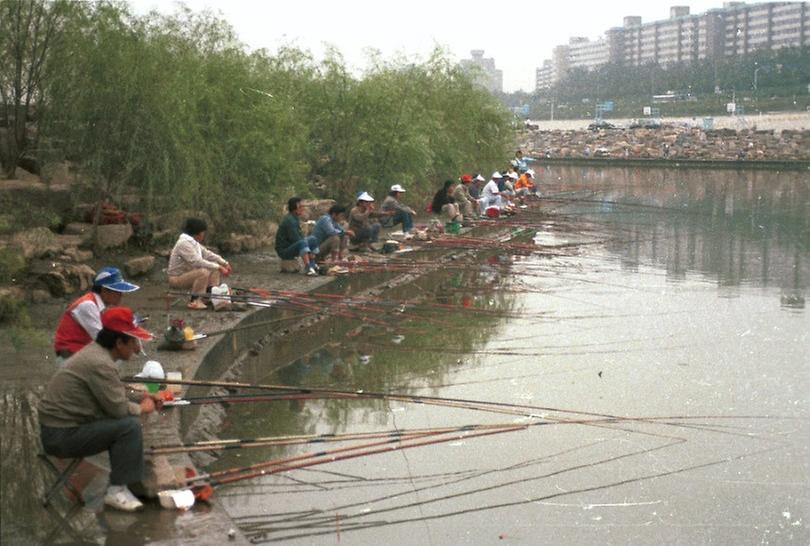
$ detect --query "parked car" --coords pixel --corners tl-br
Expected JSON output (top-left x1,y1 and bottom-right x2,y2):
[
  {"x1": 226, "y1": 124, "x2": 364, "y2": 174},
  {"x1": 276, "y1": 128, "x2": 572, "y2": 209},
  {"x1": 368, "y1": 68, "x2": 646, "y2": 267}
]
[{"x1": 629, "y1": 118, "x2": 661, "y2": 129}]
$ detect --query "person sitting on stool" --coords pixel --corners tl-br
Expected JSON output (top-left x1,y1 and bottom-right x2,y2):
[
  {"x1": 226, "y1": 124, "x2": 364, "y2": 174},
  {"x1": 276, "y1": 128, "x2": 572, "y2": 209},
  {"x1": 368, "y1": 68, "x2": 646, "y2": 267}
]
[
  {"x1": 39, "y1": 307, "x2": 161, "y2": 512},
  {"x1": 53, "y1": 266, "x2": 140, "y2": 366}
]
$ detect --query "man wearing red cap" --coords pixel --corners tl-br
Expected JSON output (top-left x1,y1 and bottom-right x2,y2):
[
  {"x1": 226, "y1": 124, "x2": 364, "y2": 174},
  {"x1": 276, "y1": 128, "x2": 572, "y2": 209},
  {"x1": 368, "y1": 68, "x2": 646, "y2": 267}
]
[{"x1": 39, "y1": 307, "x2": 161, "y2": 512}]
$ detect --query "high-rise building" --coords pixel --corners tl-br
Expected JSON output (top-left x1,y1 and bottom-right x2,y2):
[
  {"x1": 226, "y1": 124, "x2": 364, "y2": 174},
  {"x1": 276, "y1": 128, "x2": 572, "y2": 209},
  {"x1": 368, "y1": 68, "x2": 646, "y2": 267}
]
[
  {"x1": 462, "y1": 50, "x2": 504, "y2": 93},
  {"x1": 535, "y1": 2, "x2": 810, "y2": 90}
]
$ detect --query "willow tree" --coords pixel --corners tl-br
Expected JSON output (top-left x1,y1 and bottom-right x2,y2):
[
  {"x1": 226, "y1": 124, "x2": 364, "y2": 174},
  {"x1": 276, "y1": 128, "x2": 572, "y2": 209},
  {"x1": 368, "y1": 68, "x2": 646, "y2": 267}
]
[{"x1": 0, "y1": 0, "x2": 71, "y2": 178}]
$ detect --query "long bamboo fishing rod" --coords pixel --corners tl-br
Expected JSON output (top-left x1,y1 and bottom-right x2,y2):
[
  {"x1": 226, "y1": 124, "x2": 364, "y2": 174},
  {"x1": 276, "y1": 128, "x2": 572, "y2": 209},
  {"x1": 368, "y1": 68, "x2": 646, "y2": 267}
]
[
  {"x1": 200, "y1": 424, "x2": 528, "y2": 487},
  {"x1": 123, "y1": 376, "x2": 633, "y2": 424},
  {"x1": 150, "y1": 423, "x2": 517, "y2": 455}
]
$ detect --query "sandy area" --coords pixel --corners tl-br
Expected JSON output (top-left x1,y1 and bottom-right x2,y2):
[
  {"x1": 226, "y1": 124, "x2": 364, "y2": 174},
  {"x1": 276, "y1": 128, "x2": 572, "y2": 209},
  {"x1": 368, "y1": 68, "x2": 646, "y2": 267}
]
[{"x1": 526, "y1": 111, "x2": 810, "y2": 132}]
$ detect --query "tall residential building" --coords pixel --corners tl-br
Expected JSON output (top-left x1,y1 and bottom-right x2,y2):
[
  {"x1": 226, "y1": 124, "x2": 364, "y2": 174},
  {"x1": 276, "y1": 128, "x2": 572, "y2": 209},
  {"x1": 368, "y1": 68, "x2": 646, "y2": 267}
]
[
  {"x1": 535, "y1": 2, "x2": 810, "y2": 90},
  {"x1": 461, "y1": 50, "x2": 504, "y2": 93}
]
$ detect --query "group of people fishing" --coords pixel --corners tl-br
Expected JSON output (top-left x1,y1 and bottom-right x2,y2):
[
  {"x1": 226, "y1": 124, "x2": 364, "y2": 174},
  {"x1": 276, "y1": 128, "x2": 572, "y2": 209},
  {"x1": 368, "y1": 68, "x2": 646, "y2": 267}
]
[{"x1": 37, "y1": 156, "x2": 539, "y2": 512}]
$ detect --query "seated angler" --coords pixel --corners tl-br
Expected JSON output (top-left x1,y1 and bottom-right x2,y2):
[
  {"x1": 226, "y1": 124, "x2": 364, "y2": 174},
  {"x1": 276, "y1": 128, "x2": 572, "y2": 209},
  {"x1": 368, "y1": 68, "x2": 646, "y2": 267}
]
[
  {"x1": 312, "y1": 204, "x2": 354, "y2": 264},
  {"x1": 276, "y1": 197, "x2": 320, "y2": 276},
  {"x1": 479, "y1": 171, "x2": 503, "y2": 215},
  {"x1": 381, "y1": 184, "x2": 416, "y2": 233},
  {"x1": 514, "y1": 169, "x2": 536, "y2": 200},
  {"x1": 453, "y1": 174, "x2": 478, "y2": 224},
  {"x1": 431, "y1": 179, "x2": 463, "y2": 223},
  {"x1": 39, "y1": 306, "x2": 162, "y2": 512},
  {"x1": 167, "y1": 218, "x2": 231, "y2": 310},
  {"x1": 348, "y1": 192, "x2": 386, "y2": 251},
  {"x1": 53, "y1": 266, "x2": 140, "y2": 366}
]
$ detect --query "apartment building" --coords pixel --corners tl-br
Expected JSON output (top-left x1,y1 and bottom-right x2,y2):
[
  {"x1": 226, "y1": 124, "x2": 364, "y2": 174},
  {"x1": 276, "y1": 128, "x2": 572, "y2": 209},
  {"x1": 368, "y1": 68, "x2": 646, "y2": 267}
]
[
  {"x1": 461, "y1": 50, "x2": 504, "y2": 94},
  {"x1": 536, "y1": 2, "x2": 809, "y2": 90}
]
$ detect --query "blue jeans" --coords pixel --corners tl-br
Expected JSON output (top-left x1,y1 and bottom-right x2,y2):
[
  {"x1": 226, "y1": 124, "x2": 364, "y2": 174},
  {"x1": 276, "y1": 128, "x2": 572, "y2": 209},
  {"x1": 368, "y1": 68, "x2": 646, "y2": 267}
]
[
  {"x1": 41, "y1": 416, "x2": 144, "y2": 486},
  {"x1": 391, "y1": 210, "x2": 414, "y2": 232},
  {"x1": 277, "y1": 236, "x2": 319, "y2": 260}
]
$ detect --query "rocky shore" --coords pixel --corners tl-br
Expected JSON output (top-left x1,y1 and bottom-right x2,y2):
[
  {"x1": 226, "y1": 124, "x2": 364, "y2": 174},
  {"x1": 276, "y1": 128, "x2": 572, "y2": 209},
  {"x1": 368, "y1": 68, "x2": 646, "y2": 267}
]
[{"x1": 520, "y1": 125, "x2": 810, "y2": 162}]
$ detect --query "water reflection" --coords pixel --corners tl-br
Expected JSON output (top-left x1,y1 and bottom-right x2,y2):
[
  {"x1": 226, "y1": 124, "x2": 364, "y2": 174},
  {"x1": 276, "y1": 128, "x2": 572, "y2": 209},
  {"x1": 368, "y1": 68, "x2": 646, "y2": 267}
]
[{"x1": 533, "y1": 164, "x2": 810, "y2": 307}]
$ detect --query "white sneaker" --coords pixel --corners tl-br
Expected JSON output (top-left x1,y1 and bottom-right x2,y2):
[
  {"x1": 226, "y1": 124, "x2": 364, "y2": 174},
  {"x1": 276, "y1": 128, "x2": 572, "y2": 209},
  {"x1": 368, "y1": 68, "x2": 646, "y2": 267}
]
[
  {"x1": 104, "y1": 485, "x2": 144, "y2": 512},
  {"x1": 305, "y1": 266, "x2": 318, "y2": 277}
]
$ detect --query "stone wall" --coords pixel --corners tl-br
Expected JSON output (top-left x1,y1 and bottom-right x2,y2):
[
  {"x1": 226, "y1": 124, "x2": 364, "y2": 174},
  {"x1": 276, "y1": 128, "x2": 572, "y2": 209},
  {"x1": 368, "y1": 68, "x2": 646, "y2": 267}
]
[{"x1": 520, "y1": 127, "x2": 810, "y2": 161}]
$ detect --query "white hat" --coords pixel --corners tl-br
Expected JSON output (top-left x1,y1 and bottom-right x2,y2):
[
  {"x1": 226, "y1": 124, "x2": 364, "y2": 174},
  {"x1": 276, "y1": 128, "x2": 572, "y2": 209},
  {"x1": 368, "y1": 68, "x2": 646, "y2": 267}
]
[
  {"x1": 526, "y1": 169, "x2": 535, "y2": 177},
  {"x1": 136, "y1": 360, "x2": 165, "y2": 380},
  {"x1": 508, "y1": 172, "x2": 519, "y2": 180},
  {"x1": 390, "y1": 184, "x2": 406, "y2": 193},
  {"x1": 357, "y1": 191, "x2": 375, "y2": 202},
  {"x1": 491, "y1": 171, "x2": 502, "y2": 179},
  {"x1": 474, "y1": 174, "x2": 485, "y2": 182}
]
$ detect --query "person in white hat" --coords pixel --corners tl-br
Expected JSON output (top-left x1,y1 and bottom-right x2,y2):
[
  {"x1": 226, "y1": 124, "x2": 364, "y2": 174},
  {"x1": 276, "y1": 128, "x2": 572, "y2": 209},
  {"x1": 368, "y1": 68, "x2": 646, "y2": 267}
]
[
  {"x1": 348, "y1": 192, "x2": 386, "y2": 251},
  {"x1": 381, "y1": 184, "x2": 416, "y2": 233},
  {"x1": 479, "y1": 172, "x2": 503, "y2": 215},
  {"x1": 53, "y1": 266, "x2": 141, "y2": 364}
]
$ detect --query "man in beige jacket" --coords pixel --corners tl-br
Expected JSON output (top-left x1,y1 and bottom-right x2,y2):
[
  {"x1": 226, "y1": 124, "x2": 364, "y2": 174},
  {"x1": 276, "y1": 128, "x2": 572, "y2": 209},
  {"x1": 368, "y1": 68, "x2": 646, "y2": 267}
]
[{"x1": 167, "y1": 218, "x2": 231, "y2": 310}]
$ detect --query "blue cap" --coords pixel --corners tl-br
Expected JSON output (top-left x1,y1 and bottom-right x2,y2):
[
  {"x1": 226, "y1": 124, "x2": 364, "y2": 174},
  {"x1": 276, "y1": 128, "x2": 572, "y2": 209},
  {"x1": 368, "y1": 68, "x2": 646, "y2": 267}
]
[{"x1": 93, "y1": 266, "x2": 140, "y2": 293}]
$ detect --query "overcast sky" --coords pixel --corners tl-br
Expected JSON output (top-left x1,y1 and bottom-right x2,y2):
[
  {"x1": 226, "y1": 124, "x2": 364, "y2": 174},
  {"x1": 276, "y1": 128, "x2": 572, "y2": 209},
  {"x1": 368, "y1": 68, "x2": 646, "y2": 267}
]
[{"x1": 129, "y1": 1, "x2": 768, "y2": 92}]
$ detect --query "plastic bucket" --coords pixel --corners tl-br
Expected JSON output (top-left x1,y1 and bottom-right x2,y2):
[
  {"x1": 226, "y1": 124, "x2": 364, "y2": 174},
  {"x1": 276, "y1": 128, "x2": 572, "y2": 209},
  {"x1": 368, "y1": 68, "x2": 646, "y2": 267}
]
[{"x1": 445, "y1": 221, "x2": 461, "y2": 234}]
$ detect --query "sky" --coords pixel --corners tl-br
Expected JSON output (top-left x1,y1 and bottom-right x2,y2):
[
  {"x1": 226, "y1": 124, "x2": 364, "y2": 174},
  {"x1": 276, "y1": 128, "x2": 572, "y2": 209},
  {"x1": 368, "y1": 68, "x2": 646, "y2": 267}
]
[{"x1": 129, "y1": 0, "x2": 768, "y2": 92}]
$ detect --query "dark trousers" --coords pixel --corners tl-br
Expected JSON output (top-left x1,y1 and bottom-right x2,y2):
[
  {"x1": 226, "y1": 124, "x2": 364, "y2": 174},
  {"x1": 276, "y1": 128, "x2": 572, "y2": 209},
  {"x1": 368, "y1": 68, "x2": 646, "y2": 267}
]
[
  {"x1": 40, "y1": 416, "x2": 144, "y2": 486},
  {"x1": 351, "y1": 223, "x2": 381, "y2": 244}
]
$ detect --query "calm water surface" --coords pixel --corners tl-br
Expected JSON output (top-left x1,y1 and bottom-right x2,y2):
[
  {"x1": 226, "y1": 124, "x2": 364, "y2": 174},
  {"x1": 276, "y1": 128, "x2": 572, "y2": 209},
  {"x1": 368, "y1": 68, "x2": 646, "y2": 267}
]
[{"x1": 212, "y1": 166, "x2": 810, "y2": 545}]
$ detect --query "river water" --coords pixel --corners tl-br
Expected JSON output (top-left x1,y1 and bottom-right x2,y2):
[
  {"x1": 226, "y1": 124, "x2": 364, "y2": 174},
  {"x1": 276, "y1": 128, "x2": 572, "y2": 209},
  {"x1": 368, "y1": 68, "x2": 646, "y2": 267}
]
[
  {"x1": 2, "y1": 165, "x2": 807, "y2": 545},
  {"x1": 208, "y1": 166, "x2": 809, "y2": 544}
]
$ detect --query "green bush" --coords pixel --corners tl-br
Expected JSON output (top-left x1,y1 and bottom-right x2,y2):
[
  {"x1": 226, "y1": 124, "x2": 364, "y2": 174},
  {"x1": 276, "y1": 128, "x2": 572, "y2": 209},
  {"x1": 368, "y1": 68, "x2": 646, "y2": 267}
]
[{"x1": 0, "y1": 248, "x2": 26, "y2": 284}]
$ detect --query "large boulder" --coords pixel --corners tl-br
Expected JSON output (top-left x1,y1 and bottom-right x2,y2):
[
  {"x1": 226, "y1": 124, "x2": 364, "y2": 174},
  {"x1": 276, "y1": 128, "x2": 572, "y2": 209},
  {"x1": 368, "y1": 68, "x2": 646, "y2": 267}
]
[
  {"x1": 94, "y1": 223, "x2": 133, "y2": 250},
  {"x1": 13, "y1": 227, "x2": 61, "y2": 259},
  {"x1": 35, "y1": 263, "x2": 96, "y2": 297},
  {"x1": 124, "y1": 256, "x2": 155, "y2": 277}
]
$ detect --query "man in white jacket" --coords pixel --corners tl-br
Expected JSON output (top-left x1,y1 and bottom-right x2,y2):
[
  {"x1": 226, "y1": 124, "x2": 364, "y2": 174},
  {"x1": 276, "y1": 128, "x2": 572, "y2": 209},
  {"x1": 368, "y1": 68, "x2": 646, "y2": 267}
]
[{"x1": 167, "y1": 218, "x2": 231, "y2": 310}]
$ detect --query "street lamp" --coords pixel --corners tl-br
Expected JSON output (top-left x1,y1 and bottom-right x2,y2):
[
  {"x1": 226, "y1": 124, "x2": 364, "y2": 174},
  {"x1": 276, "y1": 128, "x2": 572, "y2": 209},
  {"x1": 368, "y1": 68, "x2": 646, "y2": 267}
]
[{"x1": 753, "y1": 64, "x2": 762, "y2": 92}]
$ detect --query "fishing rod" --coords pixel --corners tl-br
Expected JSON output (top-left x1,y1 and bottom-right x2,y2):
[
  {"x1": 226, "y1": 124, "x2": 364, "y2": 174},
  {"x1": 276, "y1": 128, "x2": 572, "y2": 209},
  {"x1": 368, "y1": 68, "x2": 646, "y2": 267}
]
[
  {"x1": 150, "y1": 423, "x2": 519, "y2": 455},
  {"x1": 196, "y1": 424, "x2": 528, "y2": 487}
]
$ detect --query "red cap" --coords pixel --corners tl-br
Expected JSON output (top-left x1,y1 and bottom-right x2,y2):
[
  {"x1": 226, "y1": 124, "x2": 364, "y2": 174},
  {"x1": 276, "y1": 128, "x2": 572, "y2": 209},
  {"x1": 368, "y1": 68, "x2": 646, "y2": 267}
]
[
  {"x1": 101, "y1": 307, "x2": 153, "y2": 340},
  {"x1": 459, "y1": 174, "x2": 473, "y2": 183}
]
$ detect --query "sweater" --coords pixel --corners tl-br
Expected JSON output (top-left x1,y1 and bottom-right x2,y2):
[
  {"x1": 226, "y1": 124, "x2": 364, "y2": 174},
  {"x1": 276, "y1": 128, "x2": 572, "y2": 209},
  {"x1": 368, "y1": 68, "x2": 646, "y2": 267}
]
[{"x1": 38, "y1": 342, "x2": 141, "y2": 428}]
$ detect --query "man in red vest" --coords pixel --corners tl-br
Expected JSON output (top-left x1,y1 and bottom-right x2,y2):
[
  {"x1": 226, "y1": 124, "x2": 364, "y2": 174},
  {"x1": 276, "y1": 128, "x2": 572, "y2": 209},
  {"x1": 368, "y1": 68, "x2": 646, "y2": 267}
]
[{"x1": 53, "y1": 266, "x2": 140, "y2": 364}]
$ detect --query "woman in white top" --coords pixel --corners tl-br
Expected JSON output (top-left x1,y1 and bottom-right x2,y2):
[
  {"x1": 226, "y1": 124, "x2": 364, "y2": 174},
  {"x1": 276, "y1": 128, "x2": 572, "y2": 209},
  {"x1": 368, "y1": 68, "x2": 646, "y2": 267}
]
[{"x1": 167, "y1": 218, "x2": 231, "y2": 310}]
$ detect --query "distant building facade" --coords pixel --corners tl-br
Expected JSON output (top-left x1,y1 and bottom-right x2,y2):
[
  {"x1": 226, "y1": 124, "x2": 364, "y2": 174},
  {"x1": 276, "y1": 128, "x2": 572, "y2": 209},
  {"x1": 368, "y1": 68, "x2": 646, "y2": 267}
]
[
  {"x1": 535, "y1": 2, "x2": 810, "y2": 90},
  {"x1": 461, "y1": 50, "x2": 503, "y2": 93}
]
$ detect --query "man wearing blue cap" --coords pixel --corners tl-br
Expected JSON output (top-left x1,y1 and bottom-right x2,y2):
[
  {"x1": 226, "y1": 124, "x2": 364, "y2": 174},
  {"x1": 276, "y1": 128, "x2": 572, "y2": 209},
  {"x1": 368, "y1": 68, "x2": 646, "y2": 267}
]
[{"x1": 53, "y1": 266, "x2": 140, "y2": 364}]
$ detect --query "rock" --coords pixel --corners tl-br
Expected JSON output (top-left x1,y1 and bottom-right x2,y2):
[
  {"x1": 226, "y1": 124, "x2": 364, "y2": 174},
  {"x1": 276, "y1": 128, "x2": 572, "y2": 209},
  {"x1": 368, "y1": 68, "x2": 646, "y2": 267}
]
[
  {"x1": 63, "y1": 222, "x2": 95, "y2": 244},
  {"x1": 239, "y1": 220, "x2": 278, "y2": 239},
  {"x1": 280, "y1": 259, "x2": 300, "y2": 273},
  {"x1": 124, "y1": 256, "x2": 155, "y2": 277},
  {"x1": 37, "y1": 263, "x2": 96, "y2": 297},
  {"x1": 29, "y1": 289, "x2": 51, "y2": 303},
  {"x1": 94, "y1": 223, "x2": 133, "y2": 250},
  {"x1": 13, "y1": 227, "x2": 61, "y2": 259},
  {"x1": 154, "y1": 210, "x2": 213, "y2": 235},
  {"x1": 59, "y1": 247, "x2": 93, "y2": 263},
  {"x1": 151, "y1": 229, "x2": 175, "y2": 246}
]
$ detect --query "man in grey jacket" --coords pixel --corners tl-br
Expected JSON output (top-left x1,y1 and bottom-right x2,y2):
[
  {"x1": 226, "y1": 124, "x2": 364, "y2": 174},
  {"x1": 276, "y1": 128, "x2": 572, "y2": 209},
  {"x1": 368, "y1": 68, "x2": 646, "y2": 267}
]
[{"x1": 39, "y1": 307, "x2": 161, "y2": 511}]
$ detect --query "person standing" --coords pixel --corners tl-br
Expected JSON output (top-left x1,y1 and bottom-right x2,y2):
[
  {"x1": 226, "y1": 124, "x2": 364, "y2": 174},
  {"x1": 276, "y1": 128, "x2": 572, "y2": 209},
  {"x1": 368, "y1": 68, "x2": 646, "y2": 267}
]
[
  {"x1": 168, "y1": 218, "x2": 231, "y2": 310},
  {"x1": 39, "y1": 307, "x2": 160, "y2": 512},
  {"x1": 381, "y1": 184, "x2": 416, "y2": 233},
  {"x1": 275, "y1": 197, "x2": 320, "y2": 276},
  {"x1": 53, "y1": 266, "x2": 140, "y2": 364}
]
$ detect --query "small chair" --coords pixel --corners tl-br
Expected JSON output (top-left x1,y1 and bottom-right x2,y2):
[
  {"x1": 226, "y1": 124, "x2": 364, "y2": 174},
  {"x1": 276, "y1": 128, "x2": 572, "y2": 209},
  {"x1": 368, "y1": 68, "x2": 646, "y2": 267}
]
[{"x1": 38, "y1": 453, "x2": 84, "y2": 507}]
